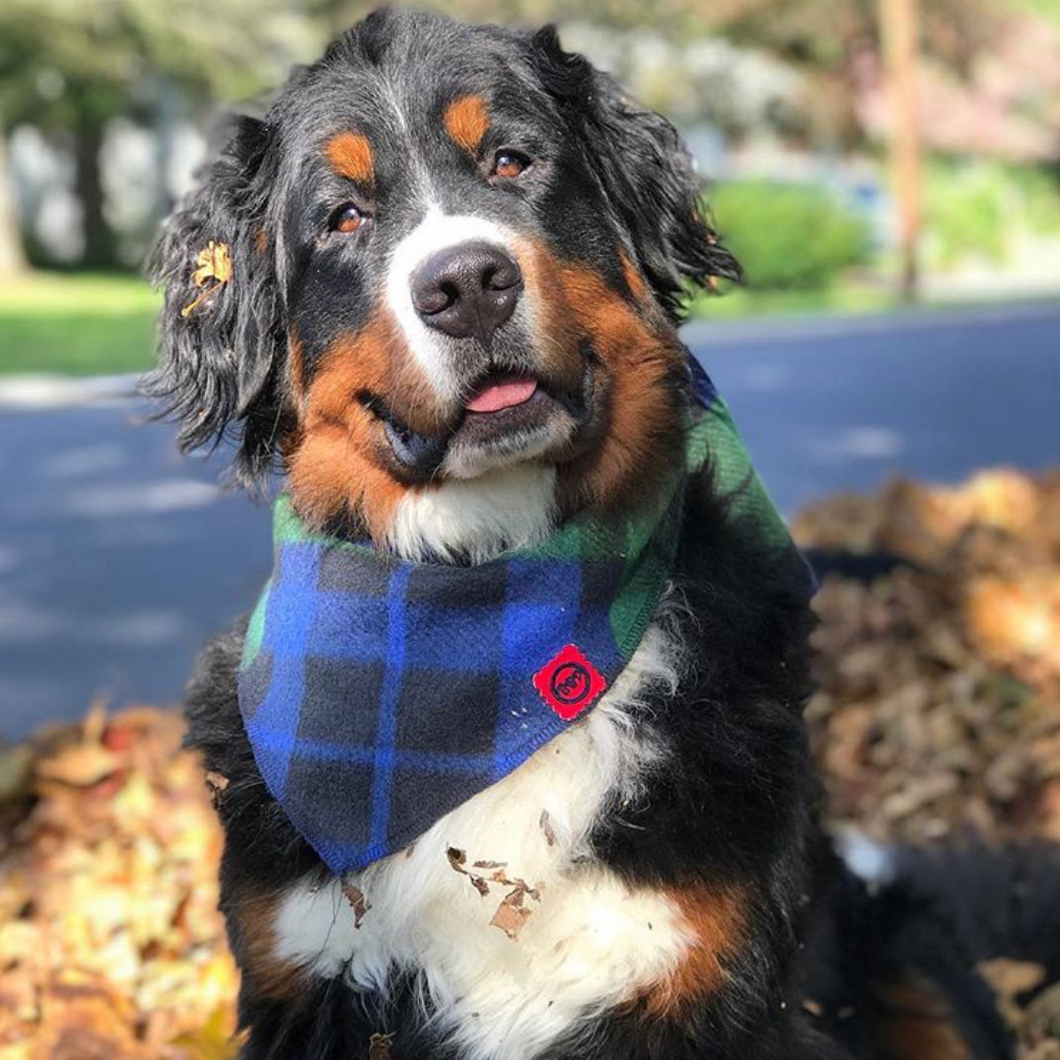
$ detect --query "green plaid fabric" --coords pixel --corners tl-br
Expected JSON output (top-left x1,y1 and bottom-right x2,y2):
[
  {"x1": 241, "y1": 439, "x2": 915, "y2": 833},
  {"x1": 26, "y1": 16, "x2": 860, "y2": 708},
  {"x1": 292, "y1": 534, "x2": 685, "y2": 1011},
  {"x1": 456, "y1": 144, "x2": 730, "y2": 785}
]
[{"x1": 238, "y1": 362, "x2": 796, "y2": 874}]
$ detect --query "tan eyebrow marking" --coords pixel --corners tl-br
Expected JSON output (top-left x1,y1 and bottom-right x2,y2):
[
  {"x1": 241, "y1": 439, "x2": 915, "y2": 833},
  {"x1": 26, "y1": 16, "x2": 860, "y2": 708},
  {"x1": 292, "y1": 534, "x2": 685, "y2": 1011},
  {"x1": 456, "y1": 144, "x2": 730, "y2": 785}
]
[
  {"x1": 325, "y1": 131, "x2": 374, "y2": 184},
  {"x1": 444, "y1": 95, "x2": 490, "y2": 153}
]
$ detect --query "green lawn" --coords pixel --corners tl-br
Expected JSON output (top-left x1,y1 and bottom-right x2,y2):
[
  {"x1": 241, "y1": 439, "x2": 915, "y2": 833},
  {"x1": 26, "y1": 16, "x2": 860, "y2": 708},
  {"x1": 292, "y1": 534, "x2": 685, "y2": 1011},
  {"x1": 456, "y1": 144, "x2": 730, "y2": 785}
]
[
  {"x1": 0, "y1": 272, "x2": 160, "y2": 376},
  {"x1": 688, "y1": 282, "x2": 900, "y2": 320}
]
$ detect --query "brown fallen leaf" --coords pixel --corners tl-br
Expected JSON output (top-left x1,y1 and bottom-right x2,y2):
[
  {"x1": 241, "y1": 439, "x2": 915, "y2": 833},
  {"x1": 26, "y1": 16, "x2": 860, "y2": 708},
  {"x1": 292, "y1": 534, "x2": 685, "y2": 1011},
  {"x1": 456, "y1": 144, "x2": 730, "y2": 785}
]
[
  {"x1": 446, "y1": 848, "x2": 546, "y2": 931},
  {"x1": 490, "y1": 889, "x2": 533, "y2": 941},
  {"x1": 539, "y1": 810, "x2": 557, "y2": 847},
  {"x1": 978, "y1": 958, "x2": 1047, "y2": 1032},
  {"x1": 0, "y1": 746, "x2": 33, "y2": 802},
  {"x1": 205, "y1": 771, "x2": 230, "y2": 810},
  {"x1": 182, "y1": 241, "x2": 234, "y2": 318},
  {"x1": 36, "y1": 743, "x2": 119, "y2": 787},
  {"x1": 369, "y1": 1031, "x2": 396, "y2": 1059},
  {"x1": 447, "y1": 847, "x2": 493, "y2": 897}
]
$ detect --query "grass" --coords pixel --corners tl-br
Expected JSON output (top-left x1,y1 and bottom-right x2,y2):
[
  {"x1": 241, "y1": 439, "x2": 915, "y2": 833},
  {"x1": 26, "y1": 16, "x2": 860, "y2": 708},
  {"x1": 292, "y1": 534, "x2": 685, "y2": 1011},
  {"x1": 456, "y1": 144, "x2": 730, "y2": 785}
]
[
  {"x1": 688, "y1": 281, "x2": 900, "y2": 321},
  {"x1": 0, "y1": 272, "x2": 160, "y2": 376}
]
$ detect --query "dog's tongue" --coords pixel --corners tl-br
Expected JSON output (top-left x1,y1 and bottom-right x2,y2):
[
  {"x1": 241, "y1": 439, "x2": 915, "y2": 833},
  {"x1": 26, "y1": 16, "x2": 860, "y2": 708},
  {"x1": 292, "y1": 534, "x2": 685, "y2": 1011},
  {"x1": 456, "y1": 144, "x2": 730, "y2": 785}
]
[{"x1": 465, "y1": 376, "x2": 538, "y2": 413}]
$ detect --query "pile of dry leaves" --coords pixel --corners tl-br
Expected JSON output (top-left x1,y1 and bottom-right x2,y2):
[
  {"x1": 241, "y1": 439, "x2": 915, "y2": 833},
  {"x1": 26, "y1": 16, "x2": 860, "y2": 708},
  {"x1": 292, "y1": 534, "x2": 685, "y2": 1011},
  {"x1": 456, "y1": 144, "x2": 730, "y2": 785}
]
[
  {"x1": 0, "y1": 467, "x2": 1058, "y2": 1058},
  {"x1": 796, "y1": 468, "x2": 1060, "y2": 844},
  {"x1": 0, "y1": 706, "x2": 239, "y2": 1059},
  {"x1": 796, "y1": 468, "x2": 1060, "y2": 1059}
]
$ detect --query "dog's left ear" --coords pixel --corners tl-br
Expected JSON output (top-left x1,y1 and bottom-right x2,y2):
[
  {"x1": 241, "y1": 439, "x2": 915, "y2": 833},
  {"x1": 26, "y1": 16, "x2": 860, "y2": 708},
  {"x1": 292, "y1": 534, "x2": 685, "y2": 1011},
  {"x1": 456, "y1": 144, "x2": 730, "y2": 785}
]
[
  {"x1": 530, "y1": 26, "x2": 741, "y2": 321},
  {"x1": 145, "y1": 114, "x2": 287, "y2": 490}
]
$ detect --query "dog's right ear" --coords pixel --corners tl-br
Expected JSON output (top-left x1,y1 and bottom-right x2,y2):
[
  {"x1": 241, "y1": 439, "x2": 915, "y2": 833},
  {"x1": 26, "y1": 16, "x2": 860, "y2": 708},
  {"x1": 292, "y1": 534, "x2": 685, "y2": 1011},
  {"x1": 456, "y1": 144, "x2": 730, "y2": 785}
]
[{"x1": 146, "y1": 115, "x2": 286, "y2": 489}]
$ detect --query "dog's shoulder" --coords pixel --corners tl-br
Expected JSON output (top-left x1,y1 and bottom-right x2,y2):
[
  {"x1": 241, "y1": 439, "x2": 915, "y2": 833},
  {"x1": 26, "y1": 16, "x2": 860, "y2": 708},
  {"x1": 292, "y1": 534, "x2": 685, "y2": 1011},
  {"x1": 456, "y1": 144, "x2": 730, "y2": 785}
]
[
  {"x1": 182, "y1": 618, "x2": 319, "y2": 884},
  {"x1": 182, "y1": 617, "x2": 247, "y2": 771}
]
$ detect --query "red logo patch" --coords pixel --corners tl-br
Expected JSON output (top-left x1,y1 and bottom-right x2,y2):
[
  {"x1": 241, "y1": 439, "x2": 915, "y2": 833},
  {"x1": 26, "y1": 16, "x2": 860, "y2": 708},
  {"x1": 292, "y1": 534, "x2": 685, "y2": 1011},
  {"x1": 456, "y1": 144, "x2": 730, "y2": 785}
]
[{"x1": 533, "y1": 644, "x2": 607, "y2": 721}]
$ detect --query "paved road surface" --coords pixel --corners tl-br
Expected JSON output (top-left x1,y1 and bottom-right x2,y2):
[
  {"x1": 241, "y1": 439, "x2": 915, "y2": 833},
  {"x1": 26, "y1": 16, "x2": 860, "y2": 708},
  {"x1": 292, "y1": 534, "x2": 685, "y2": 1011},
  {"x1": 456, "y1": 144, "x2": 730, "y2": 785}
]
[{"x1": 2, "y1": 302, "x2": 1057, "y2": 739}]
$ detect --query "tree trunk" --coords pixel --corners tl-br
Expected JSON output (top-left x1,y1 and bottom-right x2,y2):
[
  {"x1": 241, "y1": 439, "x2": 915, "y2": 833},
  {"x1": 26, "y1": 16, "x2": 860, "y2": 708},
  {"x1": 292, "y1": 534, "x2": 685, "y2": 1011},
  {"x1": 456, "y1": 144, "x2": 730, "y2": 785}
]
[
  {"x1": 0, "y1": 126, "x2": 28, "y2": 277},
  {"x1": 880, "y1": 0, "x2": 923, "y2": 303},
  {"x1": 73, "y1": 109, "x2": 118, "y2": 269}
]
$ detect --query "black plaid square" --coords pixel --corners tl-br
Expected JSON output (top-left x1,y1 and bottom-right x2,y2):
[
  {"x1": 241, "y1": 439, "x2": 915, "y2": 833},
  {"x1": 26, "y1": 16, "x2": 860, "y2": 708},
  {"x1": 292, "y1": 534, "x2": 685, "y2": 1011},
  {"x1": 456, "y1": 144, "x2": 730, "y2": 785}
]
[
  {"x1": 386, "y1": 765, "x2": 494, "y2": 847},
  {"x1": 296, "y1": 657, "x2": 385, "y2": 745},
  {"x1": 396, "y1": 669, "x2": 501, "y2": 754},
  {"x1": 283, "y1": 754, "x2": 374, "y2": 849}
]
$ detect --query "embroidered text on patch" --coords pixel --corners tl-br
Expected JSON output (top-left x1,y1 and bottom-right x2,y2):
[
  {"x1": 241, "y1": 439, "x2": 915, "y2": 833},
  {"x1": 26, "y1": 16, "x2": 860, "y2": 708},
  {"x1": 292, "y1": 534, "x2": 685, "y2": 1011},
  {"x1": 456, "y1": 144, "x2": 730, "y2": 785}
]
[{"x1": 533, "y1": 644, "x2": 607, "y2": 720}]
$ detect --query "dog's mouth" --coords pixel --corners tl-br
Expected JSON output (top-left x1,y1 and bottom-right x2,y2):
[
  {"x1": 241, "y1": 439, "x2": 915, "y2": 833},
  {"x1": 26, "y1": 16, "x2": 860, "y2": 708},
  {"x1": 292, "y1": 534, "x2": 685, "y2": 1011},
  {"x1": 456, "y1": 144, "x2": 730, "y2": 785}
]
[{"x1": 369, "y1": 364, "x2": 594, "y2": 480}]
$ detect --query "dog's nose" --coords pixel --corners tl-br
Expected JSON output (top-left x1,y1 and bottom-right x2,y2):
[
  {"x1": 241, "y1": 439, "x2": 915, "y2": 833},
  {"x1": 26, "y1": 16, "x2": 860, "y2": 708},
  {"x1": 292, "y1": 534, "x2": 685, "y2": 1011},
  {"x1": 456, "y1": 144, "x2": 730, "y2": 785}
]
[{"x1": 411, "y1": 242, "x2": 521, "y2": 345}]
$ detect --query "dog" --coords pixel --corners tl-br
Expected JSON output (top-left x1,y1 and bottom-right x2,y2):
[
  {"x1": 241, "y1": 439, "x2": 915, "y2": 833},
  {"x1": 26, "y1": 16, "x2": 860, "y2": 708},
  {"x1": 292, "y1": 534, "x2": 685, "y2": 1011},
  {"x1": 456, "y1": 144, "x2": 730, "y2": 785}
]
[{"x1": 148, "y1": 10, "x2": 1060, "y2": 1059}]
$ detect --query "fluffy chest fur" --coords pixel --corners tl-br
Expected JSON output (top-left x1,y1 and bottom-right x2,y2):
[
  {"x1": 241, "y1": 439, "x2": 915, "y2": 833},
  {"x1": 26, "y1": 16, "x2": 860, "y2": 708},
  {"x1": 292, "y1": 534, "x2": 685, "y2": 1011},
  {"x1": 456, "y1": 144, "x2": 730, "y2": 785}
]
[
  {"x1": 270, "y1": 622, "x2": 687, "y2": 1060},
  {"x1": 182, "y1": 459, "x2": 823, "y2": 1060}
]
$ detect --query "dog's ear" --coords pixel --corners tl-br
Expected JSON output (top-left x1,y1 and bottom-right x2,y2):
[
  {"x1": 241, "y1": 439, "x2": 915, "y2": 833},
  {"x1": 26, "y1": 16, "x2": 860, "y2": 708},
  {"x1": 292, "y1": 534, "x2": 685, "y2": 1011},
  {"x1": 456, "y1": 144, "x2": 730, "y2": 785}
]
[
  {"x1": 530, "y1": 26, "x2": 741, "y2": 321},
  {"x1": 146, "y1": 115, "x2": 286, "y2": 489}
]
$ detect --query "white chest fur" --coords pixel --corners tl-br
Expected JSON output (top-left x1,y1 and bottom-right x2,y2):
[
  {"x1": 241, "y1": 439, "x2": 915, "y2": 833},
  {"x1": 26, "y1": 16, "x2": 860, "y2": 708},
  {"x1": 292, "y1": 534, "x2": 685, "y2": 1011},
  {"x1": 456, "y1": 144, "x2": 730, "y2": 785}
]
[{"x1": 272, "y1": 620, "x2": 691, "y2": 1060}]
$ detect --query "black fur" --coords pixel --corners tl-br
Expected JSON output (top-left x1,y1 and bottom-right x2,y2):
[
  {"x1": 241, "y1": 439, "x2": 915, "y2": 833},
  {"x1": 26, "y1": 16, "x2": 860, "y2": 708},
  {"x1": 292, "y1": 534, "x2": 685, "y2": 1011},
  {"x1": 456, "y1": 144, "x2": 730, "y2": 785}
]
[
  {"x1": 145, "y1": 9, "x2": 739, "y2": 491},
  {"x1": 528, "y1": 25, "x2": 740, "y2": 321},
  {"x1": 156, "y1": 10, "x2": 1057, "y2": 1059}
]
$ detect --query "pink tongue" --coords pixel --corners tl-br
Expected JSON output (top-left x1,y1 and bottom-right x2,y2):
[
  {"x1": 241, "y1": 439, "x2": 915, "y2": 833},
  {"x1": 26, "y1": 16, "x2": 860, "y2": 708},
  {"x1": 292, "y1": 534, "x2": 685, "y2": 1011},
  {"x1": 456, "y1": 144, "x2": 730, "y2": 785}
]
[{"x1": 465, "y1": 376, "x2": 538, "y2": 413}]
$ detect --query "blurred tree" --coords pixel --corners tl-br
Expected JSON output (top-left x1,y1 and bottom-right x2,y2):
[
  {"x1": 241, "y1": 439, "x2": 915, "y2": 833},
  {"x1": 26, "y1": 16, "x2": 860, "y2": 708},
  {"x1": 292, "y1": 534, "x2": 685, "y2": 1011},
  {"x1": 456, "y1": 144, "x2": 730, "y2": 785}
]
[
  {"x1": 0, "y1": 0, "x2": 321, "y2": 269},
  {"x1": 880, "y1": 0, "x2": 924, "y2": 302},
  {"x1": 314, "y1": 0, "x2": 1043, "y2": 145},
  {"x1": 0, "y1": 129, "x2": 26, "y2": 276}
]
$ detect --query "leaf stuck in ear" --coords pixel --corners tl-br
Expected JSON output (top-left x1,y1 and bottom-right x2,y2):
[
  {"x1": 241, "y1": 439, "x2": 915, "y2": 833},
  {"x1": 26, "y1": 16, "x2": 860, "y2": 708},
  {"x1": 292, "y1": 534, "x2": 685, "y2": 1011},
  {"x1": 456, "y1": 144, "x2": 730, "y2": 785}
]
[{"x1": 181, "y1": 241, "x2": 233, "y2": 318}]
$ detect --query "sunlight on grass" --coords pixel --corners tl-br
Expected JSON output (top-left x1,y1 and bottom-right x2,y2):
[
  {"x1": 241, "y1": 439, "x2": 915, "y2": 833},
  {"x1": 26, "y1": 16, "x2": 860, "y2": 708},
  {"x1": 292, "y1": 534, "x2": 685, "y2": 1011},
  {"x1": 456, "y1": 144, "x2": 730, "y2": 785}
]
[
  {"x1": 689, "y1": 282, "x2": 900, "y2": 321},
  {"x1": 0, "y1": 272, "x2": 160, "y2": 376}
]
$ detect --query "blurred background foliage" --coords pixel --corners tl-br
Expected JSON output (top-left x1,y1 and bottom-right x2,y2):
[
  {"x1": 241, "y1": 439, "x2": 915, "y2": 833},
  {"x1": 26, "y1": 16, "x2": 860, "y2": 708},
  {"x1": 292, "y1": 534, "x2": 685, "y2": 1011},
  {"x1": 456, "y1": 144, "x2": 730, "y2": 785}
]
[{"x1": 1, "y1": 0, "x2": 1059, "y2": 372}]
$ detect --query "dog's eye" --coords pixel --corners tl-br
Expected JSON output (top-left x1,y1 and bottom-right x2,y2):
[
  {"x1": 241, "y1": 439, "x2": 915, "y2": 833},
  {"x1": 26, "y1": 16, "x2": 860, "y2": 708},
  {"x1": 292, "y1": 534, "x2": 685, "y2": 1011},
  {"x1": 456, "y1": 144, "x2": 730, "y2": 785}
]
[
  {"x1": 330, "y1": 204, "x2": 370, "y2": 234},
  {"x1": 492, "y1": 151, "x2": 529, "y2": 179}
]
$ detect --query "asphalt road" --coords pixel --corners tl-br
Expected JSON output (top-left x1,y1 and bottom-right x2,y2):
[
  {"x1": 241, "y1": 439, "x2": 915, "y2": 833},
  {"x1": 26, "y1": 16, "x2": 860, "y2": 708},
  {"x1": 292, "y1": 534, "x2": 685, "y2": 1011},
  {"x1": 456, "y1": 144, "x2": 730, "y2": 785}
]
[{"x1": 2, "y1": 301, "x2": 1057, "y2": 739}]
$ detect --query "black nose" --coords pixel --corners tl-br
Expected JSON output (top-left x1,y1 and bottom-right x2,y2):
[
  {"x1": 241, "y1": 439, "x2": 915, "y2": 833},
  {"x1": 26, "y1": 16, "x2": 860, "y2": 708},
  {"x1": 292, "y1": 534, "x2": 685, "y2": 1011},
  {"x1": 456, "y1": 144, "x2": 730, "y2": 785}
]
[{"x1": 411, "y1": 241, "x2": 522, "y2": 345}]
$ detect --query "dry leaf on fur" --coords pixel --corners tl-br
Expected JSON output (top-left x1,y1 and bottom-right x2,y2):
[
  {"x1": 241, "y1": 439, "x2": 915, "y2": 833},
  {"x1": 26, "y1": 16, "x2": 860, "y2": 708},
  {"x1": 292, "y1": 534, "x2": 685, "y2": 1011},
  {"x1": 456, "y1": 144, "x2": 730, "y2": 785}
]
[
  {"x1": 369, "y1": 1031, "x2": 396, "y2": 1059},
  {"x1": 539, "y1": 810, "x2": 557, "y2": 847},
  {"x1": 490, "y1": 888, "x2": 533, "y2": 940},
  {"x1": 342, "y1": 883, "x2": 371, "y2": 929},
  {"x1": 181, "y1": 241, "x2": 233, "y2": 317}
]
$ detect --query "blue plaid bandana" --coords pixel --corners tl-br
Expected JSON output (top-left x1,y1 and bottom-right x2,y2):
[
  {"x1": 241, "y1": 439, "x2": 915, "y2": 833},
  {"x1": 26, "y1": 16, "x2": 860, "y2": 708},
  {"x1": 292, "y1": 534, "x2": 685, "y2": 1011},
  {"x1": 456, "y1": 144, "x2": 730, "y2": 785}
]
[{"x1": 238, "y1": 361, "x2": 794, "y2": 875}]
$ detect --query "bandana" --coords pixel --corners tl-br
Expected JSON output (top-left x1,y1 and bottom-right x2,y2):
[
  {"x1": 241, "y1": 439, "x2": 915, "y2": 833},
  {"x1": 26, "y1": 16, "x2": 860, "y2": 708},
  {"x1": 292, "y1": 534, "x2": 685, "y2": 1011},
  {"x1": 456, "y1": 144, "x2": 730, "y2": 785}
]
[{"x1": 238, "y1": 359, "x2": 799, "y2": 875}]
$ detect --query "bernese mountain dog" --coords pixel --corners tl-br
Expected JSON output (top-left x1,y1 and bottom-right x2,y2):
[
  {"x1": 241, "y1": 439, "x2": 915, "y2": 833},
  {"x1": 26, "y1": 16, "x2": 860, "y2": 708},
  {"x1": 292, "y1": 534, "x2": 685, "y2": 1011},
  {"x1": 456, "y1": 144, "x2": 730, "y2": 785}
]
[{"x1": 148, "y1": 10, "x2": 1060, "y2": 1060}]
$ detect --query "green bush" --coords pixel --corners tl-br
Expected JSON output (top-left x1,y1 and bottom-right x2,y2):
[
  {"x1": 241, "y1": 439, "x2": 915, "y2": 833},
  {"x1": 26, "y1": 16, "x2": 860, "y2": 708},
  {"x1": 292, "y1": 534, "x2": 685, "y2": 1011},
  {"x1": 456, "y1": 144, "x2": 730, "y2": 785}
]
[
  {"x1": 924, "y1": 160, "x2": 1060, "y2": 268},
  {"x1": 709, "y1": 180, "x2": 873, "y2": 291}
]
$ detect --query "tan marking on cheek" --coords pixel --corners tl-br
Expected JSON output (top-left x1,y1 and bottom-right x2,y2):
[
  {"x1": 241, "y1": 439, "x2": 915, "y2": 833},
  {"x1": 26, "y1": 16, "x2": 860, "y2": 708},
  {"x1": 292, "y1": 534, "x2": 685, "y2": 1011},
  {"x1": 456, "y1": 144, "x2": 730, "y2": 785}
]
[
  {"x1": 529, "y1": 252, "x2": 683, "y2": 513},
  {"x1": 325, "y1": 131, "x2": 375, "y2": 184},
  {"x1": 232, "y1": 890, "x2": 307, "y2": 1002},
  {"x1": 286, "y1": 310, "x2": 446, "y2": 541},
  {"x1": 513, "y1": 241, "x2": 588, "y2": 392},
  {"x1": 641, "y1": 884, "x2": 747, "y2": 1018},
  {"x1": 444, "y1": 94, "x2": 490, "y2": 153}
]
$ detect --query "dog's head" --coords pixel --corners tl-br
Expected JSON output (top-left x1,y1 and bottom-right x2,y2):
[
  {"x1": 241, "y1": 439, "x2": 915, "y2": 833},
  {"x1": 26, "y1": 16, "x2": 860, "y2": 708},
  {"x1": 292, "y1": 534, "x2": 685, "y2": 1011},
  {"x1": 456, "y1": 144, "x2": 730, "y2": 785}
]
[{"x1": 150, "y1": 9, "x2": 739, "y2": 561}]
